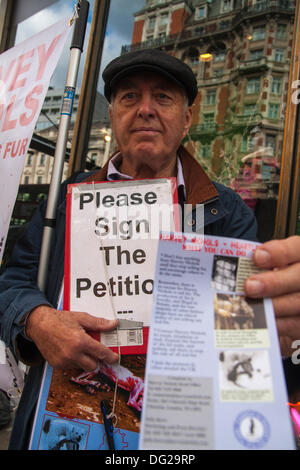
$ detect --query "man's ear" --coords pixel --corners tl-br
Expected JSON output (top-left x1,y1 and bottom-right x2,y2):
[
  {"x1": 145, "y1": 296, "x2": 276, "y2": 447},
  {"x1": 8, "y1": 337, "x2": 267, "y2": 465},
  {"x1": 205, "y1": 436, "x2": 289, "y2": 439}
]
[
  {"x1": 108, "y1": 104, "x2": 113, "y2": 124},
  {"x1": 182, "y1": 106, "x2": 193, "y2": 138}
]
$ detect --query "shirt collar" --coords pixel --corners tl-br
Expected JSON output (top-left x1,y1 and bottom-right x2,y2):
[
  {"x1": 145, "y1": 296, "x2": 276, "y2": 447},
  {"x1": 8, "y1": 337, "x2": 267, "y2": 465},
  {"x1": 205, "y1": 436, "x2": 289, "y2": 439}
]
[{"x1": 107, "y1": 152, "x2": 186, "y2": 196}]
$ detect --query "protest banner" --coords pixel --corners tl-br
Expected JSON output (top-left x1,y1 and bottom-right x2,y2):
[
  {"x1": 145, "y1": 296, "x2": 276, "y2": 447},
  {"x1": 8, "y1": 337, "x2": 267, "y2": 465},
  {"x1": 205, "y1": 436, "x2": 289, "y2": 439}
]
[{"x1": 0, "y1": 16, "x2": 72, "y2": 265}]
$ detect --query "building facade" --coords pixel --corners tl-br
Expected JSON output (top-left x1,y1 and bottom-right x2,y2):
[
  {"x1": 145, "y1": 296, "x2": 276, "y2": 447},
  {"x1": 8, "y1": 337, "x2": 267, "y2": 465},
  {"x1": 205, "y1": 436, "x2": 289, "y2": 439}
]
[
  {"x1": 122, "y1": 0, "x2": 295, "y2": 199},
  {"x1": 20, "y1": 87, "x2": 111, "y2": 185}
]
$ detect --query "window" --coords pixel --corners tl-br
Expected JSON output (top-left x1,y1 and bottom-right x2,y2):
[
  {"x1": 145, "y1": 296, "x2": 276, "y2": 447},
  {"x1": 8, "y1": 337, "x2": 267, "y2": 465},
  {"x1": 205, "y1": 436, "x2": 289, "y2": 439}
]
[
  {"x1": 269, "y1": 103, "x2": 280, "y2": 119},
  {"x1": 274, "y1": 48, "x2": 284, "y2": 62},
  {"x1": 276, "y1": 24, "x2": 287, "y2": 40},
  {"x1": 252, "y1": 26, "x2": 265, "y2": 41},
  {"x1": 195, "y1": 6, "x2": 206, "y2": 20},
  {"x1": 205, "y1": 90, "x2": 216, "y2": 105},
  {"x1": 90, "y1": 153, "x2": 98, "y2": 164},
  {"x1": 266, "y1": 134, "x2": 276, "y2": 152},
  {"x1": 214, "y1": 51, "x2": 226, "y2": 62},
  {"x1": 148, "y1": 16, "x2": 156, "y2": 29},
  {"x1": 39, "y1": 154, "x2": 46, "y2": 166},
  {"x1": 271, "y1": 76, "x2": 282, "y2": 94},
  {"x1": 213, "y1": 68, "x2": 223, "y2": 78},
  {"x1": 159, "y1": 13, "x2": 168, "y2": 26},
  {"x1": 203, "y1": 113, "x2": 215, "y2": 128},
  {"x1": 221, "y1": 0, "x2": 232, "y2": 13},
  {"x1": 26, "y1": 154, "x2": 33, "y2": 166},
  {"x1": 247, "y1": 77, "x2": 260, "y2": 94},
  {"x1": 240, "y1": 136, "x2": 249, "y2": 152},
  {"x1": 200, "y1": 144, "x2": 211, "y2": 158},
  {"x1": 249, "y1": 49, "x2": 263, "y2": 60},
  {"x1": 24, "y1": 176, "x2": 29, "y2": 184},
  {"x1": 244, "y1": 103, "x2": 257, "y2": 116},
  {"x1": 37, "y1": 176, "x2": 43, "y2": 184}
]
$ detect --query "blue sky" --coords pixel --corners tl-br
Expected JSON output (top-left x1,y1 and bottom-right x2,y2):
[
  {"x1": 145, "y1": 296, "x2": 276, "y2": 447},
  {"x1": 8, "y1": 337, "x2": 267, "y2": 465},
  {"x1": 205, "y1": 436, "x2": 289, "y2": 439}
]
[{"x1": 16, "y1": 0, "x2": 145, "y2": 93}]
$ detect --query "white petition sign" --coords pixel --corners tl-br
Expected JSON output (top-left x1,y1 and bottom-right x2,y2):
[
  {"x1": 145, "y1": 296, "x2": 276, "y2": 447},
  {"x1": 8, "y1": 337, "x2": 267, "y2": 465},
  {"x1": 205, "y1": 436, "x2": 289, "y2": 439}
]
[
  {"x1": 0, "y1": 17, "x2": 72, "y2": 264},
  {"x1": 66, "y1": 179, "x2": 178, "y2": 351}
]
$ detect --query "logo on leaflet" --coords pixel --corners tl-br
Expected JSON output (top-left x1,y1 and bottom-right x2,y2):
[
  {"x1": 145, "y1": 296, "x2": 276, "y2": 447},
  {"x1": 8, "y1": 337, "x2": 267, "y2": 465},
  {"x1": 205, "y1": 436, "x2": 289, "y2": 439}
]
[{"x1": 234, "y1": 410, "x2": 270, "y2": 449}]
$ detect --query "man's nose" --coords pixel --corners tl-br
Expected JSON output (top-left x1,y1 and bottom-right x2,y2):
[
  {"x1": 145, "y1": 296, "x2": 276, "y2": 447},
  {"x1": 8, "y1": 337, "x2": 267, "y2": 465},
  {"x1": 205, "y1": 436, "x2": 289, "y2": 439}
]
[{"x1": 137, "y1": 95, "x2": 156, "y2": 118}]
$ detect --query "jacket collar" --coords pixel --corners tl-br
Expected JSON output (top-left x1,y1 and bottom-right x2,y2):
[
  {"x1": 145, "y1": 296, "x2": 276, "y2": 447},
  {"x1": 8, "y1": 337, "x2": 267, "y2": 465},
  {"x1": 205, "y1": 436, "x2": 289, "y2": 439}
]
[{"x1": 82, "y1": 145, "x2": 219, "y2": 205}]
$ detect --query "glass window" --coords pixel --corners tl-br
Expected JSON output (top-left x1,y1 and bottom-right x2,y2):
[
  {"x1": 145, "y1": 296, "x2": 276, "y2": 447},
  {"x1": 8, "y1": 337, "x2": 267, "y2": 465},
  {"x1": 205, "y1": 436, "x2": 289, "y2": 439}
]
[
  {"x1": 148, "y1": 16, "x2": 156, "y2": 29},
  {"x1": 271, "y1": 76, "x2": 282, "y2": 94},
  {"x1": 269, "y1": 103, "x2": 280, "y2": 119},
  {"x1": 39, "y1": 154, "x2": 46, "y2": 166},
  {"x1": 276, "y1": 24, "x2": 287, "y2": 40},
  {"x1": 200, "y1": 144, "x2": 211, "y2": 158},
  {"x1": 266, "y1": 134, "x2": 276, "y2": 152},
  {"x1": 160, "y1": 13, "x2": 169, "y2": 26},
  {"x1": 214, "y1": 51, "x2": 226, "y2": 62},
  {"x1": 252, "y1": 26, "x2": 265, "y2": 41},
  {"x1": 247, "y1": 77, "x2": 260, "y2": 94},
  {"x1": 205, "y1": 90, "x2": 216, "y2": 105},
  {"x1": 203, "y1": 113, "x2": 215, "y2": 127},
  {"x1": 195, "y1": 6, "x2": 206, "y2": 20},
  {"x1": 221, "y1": 0, "x2": 232, "y2": 13},
  {"x1": 213, "y1": 68, "x2": 223, "y2": 78},
  {"x1": 274, "y1": 48, "x2": 285, "y2": 62},
  {"x1": 244, "y1": 103, "x2": 257, "y2": 115},
  {"x1": 249, "y1": 49, "x2": 263, "y2": 60}
]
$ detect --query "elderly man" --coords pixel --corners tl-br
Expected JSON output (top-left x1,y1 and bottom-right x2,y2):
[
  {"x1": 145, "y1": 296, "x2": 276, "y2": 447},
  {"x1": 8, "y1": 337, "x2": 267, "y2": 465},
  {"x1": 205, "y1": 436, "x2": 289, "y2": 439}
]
[{"x1": 0, "y1": 49, "x2": 300, "y2": 449}]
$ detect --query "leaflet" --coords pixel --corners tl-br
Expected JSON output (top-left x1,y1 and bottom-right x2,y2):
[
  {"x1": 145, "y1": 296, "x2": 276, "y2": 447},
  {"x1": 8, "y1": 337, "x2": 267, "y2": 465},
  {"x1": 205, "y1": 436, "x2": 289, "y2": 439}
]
[{"x1": 139, "y1": 233, "x2": 295, "y2": 450}]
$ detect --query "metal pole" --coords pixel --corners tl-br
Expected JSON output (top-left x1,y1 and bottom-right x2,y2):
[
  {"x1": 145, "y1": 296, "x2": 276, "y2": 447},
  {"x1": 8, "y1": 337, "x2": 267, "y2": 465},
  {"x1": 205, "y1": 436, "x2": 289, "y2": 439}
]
[
  {"x1": 37, "y1": 1, "x2": 89, "y2": 292},
  {"x1": 67, "y1": 0, "x2": 111, "y2": 176}
]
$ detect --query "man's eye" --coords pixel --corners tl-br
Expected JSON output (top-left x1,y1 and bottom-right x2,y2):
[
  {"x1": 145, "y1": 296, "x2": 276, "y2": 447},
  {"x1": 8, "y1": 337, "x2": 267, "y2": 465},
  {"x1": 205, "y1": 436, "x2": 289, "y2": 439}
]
[
  {"x1": 157, "y1": 93, "x2": 172, "y2": 102},
  {"x1": 122, "y1": 92, "x2": 136, "y2": 100}
]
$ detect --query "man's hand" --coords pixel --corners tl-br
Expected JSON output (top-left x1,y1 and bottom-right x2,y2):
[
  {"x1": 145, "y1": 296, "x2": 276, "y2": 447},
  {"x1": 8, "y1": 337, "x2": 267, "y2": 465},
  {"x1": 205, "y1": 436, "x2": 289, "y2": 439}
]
[
  {"x1": 244, "y1": 236, "x2": 300, "y2": 356},
  {"x1": 26, "y1": 305, "x2": 119, "y2": 370}
]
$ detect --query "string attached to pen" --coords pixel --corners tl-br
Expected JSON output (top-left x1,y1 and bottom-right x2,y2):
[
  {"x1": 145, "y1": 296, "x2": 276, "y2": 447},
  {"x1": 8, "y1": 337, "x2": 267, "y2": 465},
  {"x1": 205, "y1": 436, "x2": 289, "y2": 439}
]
[{"x1": 93, "y1": 182, "x2": 121, "y2": 427}]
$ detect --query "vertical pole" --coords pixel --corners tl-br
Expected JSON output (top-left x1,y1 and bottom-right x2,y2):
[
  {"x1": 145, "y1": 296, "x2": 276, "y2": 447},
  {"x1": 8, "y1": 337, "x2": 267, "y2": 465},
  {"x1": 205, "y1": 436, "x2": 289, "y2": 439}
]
[
  {"x1": 67, "y1": 0, "x2": 111, "y2": 177},
  {"x1": 37, "y1": 1, "x2": 89, "y2": 292}
]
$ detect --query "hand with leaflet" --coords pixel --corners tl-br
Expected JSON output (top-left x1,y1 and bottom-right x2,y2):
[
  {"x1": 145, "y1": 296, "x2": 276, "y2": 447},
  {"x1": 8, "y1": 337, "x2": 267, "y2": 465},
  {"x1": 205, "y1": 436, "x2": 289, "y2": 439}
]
[{"x1": 245, "y1": 235, "x2": 300, "y2": 357}]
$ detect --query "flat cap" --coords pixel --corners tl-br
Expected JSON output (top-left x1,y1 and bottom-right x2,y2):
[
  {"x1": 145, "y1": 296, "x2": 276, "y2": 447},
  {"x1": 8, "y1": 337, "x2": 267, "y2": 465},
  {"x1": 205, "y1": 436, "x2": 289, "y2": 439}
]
[{"x1": 102, "y1": 49, "x2": 198, "y2": 105}]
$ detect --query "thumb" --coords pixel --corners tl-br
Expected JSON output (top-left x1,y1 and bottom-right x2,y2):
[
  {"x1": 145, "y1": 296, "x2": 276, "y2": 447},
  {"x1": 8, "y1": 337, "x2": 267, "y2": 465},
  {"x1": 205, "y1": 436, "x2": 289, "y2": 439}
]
[{"x1": 75, "y1": 312, "x2": 118, "y2": 332}]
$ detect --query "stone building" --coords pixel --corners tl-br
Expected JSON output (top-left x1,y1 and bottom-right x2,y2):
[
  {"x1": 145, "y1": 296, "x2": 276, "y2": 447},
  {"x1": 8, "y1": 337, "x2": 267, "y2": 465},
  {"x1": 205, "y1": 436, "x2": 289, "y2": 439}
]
[
  {"x1": 122, "y1": 0, "x2": 295, "y2": 188},
  {"x1": 21, "y1": 87, "x2": 111, "y2": 185}
]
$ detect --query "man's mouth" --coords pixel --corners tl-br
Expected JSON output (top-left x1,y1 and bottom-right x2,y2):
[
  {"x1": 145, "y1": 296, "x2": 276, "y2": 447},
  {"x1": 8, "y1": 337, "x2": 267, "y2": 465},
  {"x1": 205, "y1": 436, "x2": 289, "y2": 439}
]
[{"x1": 131, "y1": 128, "x2": 161, "y2": 134}]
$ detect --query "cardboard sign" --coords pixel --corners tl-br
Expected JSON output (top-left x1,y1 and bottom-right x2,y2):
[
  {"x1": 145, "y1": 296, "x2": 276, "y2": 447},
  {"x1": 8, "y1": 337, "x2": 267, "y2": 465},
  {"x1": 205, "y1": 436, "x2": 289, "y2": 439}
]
[{"x1": 64, "y1": 178, "x2": 179, "y2": 354}]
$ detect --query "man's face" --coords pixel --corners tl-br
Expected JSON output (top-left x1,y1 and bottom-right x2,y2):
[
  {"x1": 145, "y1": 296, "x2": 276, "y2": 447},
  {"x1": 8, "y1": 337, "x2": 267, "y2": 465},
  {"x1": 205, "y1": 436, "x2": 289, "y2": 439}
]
[{"x1": 109, "y1": 72, "x2": 193, "y2": 174}]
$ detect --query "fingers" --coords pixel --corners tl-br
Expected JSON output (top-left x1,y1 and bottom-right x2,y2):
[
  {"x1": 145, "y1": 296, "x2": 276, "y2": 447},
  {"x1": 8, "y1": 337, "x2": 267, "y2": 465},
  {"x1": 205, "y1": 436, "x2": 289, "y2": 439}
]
[
  {"x1": 252, "y1": 236, "x2": 300, "y2": 269},
  {"x1": 245, "y1": 263, "x2": 300, "y2": 299}
]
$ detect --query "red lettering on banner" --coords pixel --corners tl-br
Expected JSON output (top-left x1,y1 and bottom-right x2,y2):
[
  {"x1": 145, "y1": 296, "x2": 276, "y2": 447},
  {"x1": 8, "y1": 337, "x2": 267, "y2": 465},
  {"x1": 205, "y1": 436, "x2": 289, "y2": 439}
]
[
  {"x1": 2, "y1": 95, "x2": 17, "y2": 131},
  {"x1": 20, "y1": 84, "x2": 43, "y2": 126},
  {"x1": 0, "y1": 59, "x2": 16, "y2": 88},
  {"x1": 8, "y1": 50, "x2": 34, "y2": 91},
  {"x1": 36, "y1": 35, "x2": 62, "y2": 81},
  {"x1": 2, "y1": 138, "x2": 28, "y2": 159}
]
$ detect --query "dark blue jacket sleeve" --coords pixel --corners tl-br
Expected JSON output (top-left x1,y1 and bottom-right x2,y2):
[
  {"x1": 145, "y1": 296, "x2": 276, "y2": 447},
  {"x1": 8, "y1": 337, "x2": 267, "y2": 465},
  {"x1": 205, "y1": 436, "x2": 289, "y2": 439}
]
[{"x1": 0, "y1": 198, "x2": 52, "y2": 362}]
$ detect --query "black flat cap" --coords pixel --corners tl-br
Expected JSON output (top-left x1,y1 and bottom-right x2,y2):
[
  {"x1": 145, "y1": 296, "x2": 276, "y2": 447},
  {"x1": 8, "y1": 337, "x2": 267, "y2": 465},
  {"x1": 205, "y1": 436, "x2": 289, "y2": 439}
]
[{"x1": 102, "y1": 49, "x2": 198, "y2": 106}]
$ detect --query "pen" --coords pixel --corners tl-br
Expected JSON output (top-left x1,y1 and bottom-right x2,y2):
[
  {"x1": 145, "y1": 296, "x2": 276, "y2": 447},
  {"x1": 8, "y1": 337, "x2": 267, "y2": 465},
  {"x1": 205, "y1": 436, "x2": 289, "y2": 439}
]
[{"x1": 100, "y1": 399, "x2": 115, "y2": 450}]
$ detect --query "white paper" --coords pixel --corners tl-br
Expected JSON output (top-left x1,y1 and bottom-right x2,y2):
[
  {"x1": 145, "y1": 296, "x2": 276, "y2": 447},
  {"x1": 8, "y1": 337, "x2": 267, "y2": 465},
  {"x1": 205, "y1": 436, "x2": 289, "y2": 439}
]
[{"x1": 139, "y1": 233, "x2": 295, "y2": 450}]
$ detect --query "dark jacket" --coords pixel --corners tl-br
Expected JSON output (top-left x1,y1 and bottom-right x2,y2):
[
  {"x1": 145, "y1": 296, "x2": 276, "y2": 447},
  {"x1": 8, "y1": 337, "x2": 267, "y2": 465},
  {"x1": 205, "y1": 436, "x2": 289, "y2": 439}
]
[{"x1": 0, "y1": 148, "x2": 257, "y2": 449}]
